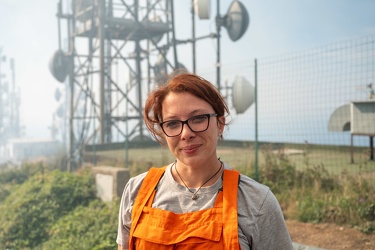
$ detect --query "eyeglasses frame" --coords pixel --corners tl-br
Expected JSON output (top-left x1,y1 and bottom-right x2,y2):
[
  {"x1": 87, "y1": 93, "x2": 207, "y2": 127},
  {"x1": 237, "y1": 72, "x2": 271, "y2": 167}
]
[{"x1": 159, "y1": 113, "x2": 218, "y2": 137}]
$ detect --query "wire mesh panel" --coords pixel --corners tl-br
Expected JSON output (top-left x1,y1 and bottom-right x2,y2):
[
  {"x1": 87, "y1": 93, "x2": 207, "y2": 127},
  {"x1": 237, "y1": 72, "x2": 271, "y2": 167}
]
[{"x1": 198, "y1": 34, "x2": 375, "y2": 176}]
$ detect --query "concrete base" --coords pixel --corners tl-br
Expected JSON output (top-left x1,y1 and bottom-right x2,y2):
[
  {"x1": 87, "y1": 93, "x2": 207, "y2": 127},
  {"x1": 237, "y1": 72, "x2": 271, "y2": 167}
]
[
  {"x1": 91, "y1": 166, "x2": 130, "y2": 202},
  {"x1": 293, "y1": 242, "x2": 327, "y2": 250}
]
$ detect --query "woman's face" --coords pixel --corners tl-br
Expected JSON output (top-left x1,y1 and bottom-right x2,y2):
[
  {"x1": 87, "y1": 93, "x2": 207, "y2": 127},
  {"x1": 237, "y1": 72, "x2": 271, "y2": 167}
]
[{"x1": 161, "y1": 92, "x2": 225, "y2": 167}]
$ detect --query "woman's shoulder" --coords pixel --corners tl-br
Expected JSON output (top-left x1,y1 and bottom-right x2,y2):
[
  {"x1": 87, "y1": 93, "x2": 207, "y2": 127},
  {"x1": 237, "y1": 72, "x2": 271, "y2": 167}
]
[
  {"x1": 125, "y1": 171, "x2": 148, "y2": 196},
  {"x1": 123, "y1": 165, "x2": 171, "y2": 203},
  {"x1": 128, "y1": 171, "x2": 147, "y2": 184},
  {"x1": 223, "y1": 163, "x2": 269, "y2": 194},
  {"x1": 238, "y1": 173, "x2": 270, "y2": 194},
  {"x1": 237, "y1": 172, "x2": 281, "y2": 212},
  {"x1": 126, "y1": 165, "x2": 170, "y2": 191}
]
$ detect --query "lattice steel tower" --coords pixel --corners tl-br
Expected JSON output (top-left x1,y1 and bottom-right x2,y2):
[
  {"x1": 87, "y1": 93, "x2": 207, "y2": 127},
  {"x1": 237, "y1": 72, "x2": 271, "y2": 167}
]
[
  {"x1": 50, "y1": 0, "x2": 182, "y2": 169},
  {"x1": 50, "y1": 0, "x2": 250, "y2": 170},
  {"x1": 0, "y1": 48, "x2": 21, "y2": 147}
]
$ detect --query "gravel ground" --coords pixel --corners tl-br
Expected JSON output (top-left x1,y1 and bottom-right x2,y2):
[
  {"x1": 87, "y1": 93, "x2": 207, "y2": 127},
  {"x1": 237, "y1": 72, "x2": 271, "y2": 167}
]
[{"x1": 286, "y1": 220, "x2": 375, "y2": 250}]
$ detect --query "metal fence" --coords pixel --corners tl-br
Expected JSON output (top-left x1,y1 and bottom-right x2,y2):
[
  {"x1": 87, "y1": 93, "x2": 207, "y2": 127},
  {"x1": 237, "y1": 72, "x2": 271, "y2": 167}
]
[{"x1": 197, "y1": 34, "x2": 375, "y2": 176}]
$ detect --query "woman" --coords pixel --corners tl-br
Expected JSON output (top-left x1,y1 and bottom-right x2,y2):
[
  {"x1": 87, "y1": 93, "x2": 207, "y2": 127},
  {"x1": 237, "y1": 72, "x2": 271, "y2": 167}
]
[{"x1": 117, "y1": 71, "x2": 293, "y2": 250}]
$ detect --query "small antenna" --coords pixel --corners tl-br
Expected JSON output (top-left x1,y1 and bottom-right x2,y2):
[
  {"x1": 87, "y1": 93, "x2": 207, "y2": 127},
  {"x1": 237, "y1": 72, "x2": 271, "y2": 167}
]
[
  {"x1": 369, "y1": 83, "x2": 375, "y2": 99},
  {"x1": 355, "y1": 83, "x2": 374, "y2": 99}
]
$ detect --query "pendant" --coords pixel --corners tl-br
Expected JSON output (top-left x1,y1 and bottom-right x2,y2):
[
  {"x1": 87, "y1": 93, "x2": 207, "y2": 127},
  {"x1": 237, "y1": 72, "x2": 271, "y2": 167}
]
[{"x1": 192, "y1": 194, "x2": 199, "y2": 200}]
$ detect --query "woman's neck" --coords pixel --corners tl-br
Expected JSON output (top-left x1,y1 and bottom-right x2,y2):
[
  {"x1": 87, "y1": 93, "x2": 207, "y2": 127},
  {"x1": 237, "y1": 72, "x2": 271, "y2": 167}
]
[{"x1": 172, "y1": 158, "x2": 223, "y2": 188}]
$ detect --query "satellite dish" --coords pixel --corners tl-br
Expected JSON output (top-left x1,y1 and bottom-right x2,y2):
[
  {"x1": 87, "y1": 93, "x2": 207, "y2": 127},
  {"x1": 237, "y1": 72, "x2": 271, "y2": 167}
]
[
  {"x1": 194, "y1": 0, "x2": 211, "y2": 20},
  {"x1": 2, "y1": 82, "x2": 8, "y2": 92},
  {"x1": 223, "y1": 0, "x2": 249, "y2": 41},
  {"x1": 232, "y1": 75, "x2": 254, "y2": 114},
  {"x1": 73, "y1": 0, "x2": 94, "y2": 22},
  {"x1": 56, "y1": 104, "x2": 64, "y2": 118},
  {"x1": 49, "y1": 50, "x2": 69, "y2": 83},
  {"x1": 328, "y1": 104, "x2": 351, "y2": 131},
  {"x1": 125, "y1": 70, "x2": 133, "y2": 85},
  {"x1": 153, "y1": 54, "x2": 187, "y2": 85},
  {"x1": 153, "y1": 55, "x2": 168, "y2": 85},
  {"x1": 150, "y1": 16, "x2": 165, "y2": 44},
  {"x1": 55, "y1": 88, "x2": 62, "y2": 102}
]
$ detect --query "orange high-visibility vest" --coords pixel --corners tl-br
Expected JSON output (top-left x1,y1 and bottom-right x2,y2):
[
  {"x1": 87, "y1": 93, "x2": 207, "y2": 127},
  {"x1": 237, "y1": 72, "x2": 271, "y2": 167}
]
[{"x1": 129, "y1": 167, "x2": 241, "y2": 250}]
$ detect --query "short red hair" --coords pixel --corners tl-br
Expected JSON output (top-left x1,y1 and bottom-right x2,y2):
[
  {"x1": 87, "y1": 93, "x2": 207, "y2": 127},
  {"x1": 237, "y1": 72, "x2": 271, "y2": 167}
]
[{"x1": 144, "y1": 71, "x2": 230, "y2": 143}]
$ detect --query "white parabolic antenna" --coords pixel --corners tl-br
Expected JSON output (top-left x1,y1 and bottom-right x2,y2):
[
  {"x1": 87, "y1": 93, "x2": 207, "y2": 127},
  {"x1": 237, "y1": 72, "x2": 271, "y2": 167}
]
[
  {"x1": 232, "y1": 75, "x2": 254, "y2": 114},
  {"x1": 224, "y1": 0, "x2": 249, "y2": 41},
  {"x1": 150, "y1": 16, "x2": 165, "y2": 44},
  {"x1": 194, "y1": 0, "x2": 211, "y2": 20},
  {"x1": 153, "y1": 54, "x2": 187, "y2": 85}
]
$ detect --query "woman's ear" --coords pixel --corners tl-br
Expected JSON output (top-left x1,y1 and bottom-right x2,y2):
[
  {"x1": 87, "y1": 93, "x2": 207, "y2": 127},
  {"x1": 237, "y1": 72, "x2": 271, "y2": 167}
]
[{"x1": 218, "y1": 116, "x2": 225, "y2": 135}]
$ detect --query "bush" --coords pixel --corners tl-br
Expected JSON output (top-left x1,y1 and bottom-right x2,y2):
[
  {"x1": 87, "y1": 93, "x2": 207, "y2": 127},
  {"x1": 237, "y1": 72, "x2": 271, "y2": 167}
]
[
  {"x1": 0, "y1": 168, "x2": 97, "y2": 249},
  {"x1": 258, "y1": 145, "x2": 297, "y2": 193},
  {"x1": 42, "y1": 199, "x2": 119, "y2": 250},
  {"x1": 255, "y1": 144, "x2": 375, "y2": 233},
  {"x1": 297, "y1": 196, "x2": 326, "y2": 223},
  {"x1": 0, "y1": 161, "x2": 45, "y2": 185}
]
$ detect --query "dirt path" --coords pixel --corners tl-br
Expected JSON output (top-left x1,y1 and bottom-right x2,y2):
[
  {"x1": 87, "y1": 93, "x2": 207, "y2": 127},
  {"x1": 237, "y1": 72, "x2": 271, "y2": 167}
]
[{"x1": 286, "y1": 220, "x2": 375, "y2": 250}]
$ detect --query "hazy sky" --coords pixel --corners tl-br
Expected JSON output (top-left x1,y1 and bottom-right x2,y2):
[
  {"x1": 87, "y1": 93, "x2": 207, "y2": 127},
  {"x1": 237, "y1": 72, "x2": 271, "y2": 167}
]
[{"x1": 1, "y1": 0, "x2": 375, "y2": 139}]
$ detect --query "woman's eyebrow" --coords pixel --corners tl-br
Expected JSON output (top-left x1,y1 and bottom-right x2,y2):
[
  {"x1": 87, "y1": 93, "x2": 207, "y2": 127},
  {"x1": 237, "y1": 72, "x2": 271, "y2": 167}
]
[{"x1": 163, "y1": 109, "x2": 211, "y2": 120}]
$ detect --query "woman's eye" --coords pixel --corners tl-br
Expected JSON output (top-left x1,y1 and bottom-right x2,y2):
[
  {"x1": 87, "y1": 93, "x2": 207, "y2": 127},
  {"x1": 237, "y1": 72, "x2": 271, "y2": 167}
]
[
  {"x1": 191, "y1": 115, "x2": 207, "y2": 123},
  {"x1": 166, "y1": 121, "x2": 180, "y2": 128}
]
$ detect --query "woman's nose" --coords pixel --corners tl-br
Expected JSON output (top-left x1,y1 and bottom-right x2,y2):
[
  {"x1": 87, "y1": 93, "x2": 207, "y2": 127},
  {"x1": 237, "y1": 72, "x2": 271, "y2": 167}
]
[{"x1": 180, "y1": 123, "x2": 195, "y2": 139}]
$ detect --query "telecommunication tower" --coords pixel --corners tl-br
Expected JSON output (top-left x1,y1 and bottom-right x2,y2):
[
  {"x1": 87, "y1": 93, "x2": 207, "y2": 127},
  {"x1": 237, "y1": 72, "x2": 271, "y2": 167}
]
[
  {"x1": 49, "y1": 0, "x2": 251, "y2": 170},
  {"x1": 0, "y1": 48, "x2": 21, "y2": 147}
]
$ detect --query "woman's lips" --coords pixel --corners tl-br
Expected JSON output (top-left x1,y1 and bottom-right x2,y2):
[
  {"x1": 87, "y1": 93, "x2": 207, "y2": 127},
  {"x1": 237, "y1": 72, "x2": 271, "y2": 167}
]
[{"x1": 181, "y1": 144, "x2": 200, "y2": 154}]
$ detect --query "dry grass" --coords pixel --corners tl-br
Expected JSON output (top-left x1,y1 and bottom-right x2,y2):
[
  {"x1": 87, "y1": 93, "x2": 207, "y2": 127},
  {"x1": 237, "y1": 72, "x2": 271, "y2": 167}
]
[{"x1": 84, "y1": 143, "x2": 375, "y2": 180}]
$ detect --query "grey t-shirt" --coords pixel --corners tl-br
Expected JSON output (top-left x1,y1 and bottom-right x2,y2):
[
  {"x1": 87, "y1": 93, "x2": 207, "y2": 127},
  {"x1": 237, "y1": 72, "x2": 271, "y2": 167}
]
[{"x1": 117, "y1": 163, "x2": 293, "y2": 250}]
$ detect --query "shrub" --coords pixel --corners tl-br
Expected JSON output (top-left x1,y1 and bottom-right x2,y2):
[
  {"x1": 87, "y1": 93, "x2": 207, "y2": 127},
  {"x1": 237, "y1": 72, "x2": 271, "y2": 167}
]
[
  {"x1": 255, "y1": 143, "x2": 375, "y2": 233},
  {"x1": 297, "y1": 196, "x2": 326, "y2": 223},
  {"x1": 0, "y1": 168, "x2": 97, "y2": 249},
  {"x1": 258, "y1": 145, "x2": 297, "y2": 193},
  {"x1": 42, "y1": 199, "x2": 119, "y2": 249},
  {"x1": 0, "y1": 161, "x2": 45, "y2": 185}
]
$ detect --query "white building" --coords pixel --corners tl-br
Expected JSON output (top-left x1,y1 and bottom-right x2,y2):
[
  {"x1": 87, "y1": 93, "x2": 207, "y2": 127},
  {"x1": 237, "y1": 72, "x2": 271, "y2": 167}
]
[{"x1": 1, "y1": 138, "x2": 61, "y2": 164}]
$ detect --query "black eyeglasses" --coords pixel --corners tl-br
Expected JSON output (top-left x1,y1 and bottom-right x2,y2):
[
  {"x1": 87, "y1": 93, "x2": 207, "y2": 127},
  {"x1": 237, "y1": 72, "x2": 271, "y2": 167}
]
[{"x1": 160, "y1": 113, "x2": 218, "y2": 137}]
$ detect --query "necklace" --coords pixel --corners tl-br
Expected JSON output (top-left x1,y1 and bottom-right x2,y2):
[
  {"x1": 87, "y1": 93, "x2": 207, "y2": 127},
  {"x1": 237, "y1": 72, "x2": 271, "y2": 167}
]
[{"x1": 174, "y1": 159, "x2": 223, "y2": 200}]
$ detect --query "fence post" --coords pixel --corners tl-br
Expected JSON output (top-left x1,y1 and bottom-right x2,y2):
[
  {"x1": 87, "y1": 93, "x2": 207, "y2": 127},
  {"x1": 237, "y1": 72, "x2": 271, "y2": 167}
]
[{"x1": 254, "y1": 59, "x2": 259, "y2": 181}]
